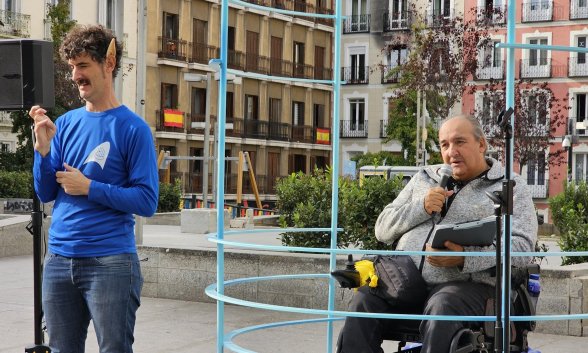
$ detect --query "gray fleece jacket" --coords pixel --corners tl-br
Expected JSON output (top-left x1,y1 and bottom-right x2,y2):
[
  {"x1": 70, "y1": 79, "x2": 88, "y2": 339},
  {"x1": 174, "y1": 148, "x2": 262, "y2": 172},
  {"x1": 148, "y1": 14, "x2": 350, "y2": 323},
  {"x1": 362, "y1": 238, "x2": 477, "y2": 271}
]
[{"x1": 374, "y1": 158, "x2": 537, "y2": 286}]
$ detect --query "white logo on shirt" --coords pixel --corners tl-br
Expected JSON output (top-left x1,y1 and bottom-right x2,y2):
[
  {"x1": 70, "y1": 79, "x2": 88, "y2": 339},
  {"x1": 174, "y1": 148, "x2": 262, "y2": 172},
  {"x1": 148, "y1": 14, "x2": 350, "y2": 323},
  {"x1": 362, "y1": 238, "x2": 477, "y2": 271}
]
[{"x1": 84, "y1": 141, "x2": 110, "y2": 169}]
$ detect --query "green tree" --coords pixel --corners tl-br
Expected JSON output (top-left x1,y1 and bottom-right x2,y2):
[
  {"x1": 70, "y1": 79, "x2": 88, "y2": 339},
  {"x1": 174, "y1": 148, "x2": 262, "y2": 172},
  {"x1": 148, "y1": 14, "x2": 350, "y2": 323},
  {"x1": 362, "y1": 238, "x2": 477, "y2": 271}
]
[
  {"x1": 350, "y1": 151, "x2": 404, "y2": 170},
  {"x1": 8, "y1": 0, "x2": 81, "y2": 171}
]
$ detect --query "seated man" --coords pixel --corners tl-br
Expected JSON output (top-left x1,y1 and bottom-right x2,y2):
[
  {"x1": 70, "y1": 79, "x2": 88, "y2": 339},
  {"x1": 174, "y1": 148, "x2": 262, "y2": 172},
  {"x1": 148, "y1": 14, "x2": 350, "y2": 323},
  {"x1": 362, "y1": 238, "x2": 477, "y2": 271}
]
[{"x1": 336, "y1": 115, "x2": 537, "y2": 353}]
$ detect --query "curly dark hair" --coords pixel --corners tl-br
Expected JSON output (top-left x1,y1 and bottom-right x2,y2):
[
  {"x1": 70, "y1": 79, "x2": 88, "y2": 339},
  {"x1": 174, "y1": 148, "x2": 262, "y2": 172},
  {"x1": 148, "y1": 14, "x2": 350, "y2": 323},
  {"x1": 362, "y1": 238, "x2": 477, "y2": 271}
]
[{"x1": 59, "y1": 24, "x2": 123, "y2": 78}]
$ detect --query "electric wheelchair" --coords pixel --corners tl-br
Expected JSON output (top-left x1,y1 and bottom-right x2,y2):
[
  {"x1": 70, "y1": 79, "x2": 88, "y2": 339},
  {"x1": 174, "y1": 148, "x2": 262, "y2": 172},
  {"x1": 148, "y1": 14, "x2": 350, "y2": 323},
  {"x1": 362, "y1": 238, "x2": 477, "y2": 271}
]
[{"x1": 333, "y1": 259, "x2": 540, "y2": 353}]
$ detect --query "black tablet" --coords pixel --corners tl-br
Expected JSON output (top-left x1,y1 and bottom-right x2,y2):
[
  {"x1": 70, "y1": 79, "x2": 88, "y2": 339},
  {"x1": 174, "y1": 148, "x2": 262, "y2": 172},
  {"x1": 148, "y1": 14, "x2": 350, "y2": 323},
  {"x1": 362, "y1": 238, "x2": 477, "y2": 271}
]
[{"x1": 431, "y1": 216, "x2": 496, "y2": 249}]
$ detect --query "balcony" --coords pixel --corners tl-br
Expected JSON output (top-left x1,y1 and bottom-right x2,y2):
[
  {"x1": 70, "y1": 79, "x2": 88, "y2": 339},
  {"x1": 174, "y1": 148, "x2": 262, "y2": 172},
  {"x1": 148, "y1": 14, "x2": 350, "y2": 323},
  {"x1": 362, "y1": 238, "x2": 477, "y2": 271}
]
[
  {"x1": 476, "y1": 5, "x2": 506, "y2": 25},
  {"x1": 314, "y1": 67, "x2": 333, "y2": 80},
  {"x1": 291, "y1": 125, "x2": 314, "y2": 143},
  {"x1": 293, "y1": 63, "x2": 314, "y2": 79},
  {"x1": 427, "y1": 9, "x2": 454, "y2": 27},
  {"x1": 232, "y1": 118, "x2": 269, "y2": 139},
  {"x1": 158, "y1": 37, "x2": 188, "y2": 61},
  {"x1": 475, "y1": 61, "x2": 505, "y2": 80},
  {"x1": 340, "y1": 120, "x2": 367, "y2": 138},
  {"x1": 342, "y1": 66, "x2": 369, "y2": 84},
  {"x1": 245, "y1": 53, "x2": 270, "y2": 74},
  {"x1": 527, "y1": 178, "x2": 548, "y2": 198},
  {"x1": 520, "y1": 58, "x2": 551, "y2": 78},
  {"x1": 570, "y1": 116, "x2": 588, "y2": 137},
  {"x1": 521, "y1": 0, "x2": 553, "y2": 22},
  {"x1": 381, "y1": 65, "x2": 401, "y2": 84},
  {"x1": 0, "y1": 9, "x2": 30, "y2": 38},
  {"x1": 380, "y1": 120, "x2": 388, "y2": 138},
  {"x1": 571, "y1": 0, "x2": 588, "y2": 19},
  {"x1": 383, "y1": 11, "x2": 411, "y2": 31},
  {"x1": 315, "y1": 6, "x2": 334, "y2": 26},
  {"x1": 269, "y1": 121, "x2": 290, "y2": 141},
  {"x1": 270, "y1": 58, "x2": 293, "y2": 77},
  {"x1": 189, "y1": 43, "x2": 218, "y2": 65},
  {"x1": 569, "y1": 57, "x2": 588, "y2": 77},
  {"x1": 156, "y1": 110, "x2": 186, "y2": 133},
  {"x1": 228, "y1": 50, "x2": 245, "y2": 71},
  {"x1": 343, "y1": 15, "x2": 370, "y2": 34}
]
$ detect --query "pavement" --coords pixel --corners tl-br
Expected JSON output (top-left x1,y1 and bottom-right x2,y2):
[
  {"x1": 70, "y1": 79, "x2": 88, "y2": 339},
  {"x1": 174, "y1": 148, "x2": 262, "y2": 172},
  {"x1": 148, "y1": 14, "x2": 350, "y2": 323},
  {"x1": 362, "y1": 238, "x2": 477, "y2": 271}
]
[{"x1": 0, "y1": 224, "x2": 586, "y2": 352}]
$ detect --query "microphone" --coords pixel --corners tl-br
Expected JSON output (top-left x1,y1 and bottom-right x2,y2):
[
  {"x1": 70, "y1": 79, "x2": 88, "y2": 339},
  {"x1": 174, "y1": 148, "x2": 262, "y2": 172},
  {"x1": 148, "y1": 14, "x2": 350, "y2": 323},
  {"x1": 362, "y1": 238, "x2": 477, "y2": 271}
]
[
  {"x1": 438, "y1": 164, "x2": 453, "y2": 189},
  {"x1": 432, "y1": 164, "x2": 453, "y2": 217}
]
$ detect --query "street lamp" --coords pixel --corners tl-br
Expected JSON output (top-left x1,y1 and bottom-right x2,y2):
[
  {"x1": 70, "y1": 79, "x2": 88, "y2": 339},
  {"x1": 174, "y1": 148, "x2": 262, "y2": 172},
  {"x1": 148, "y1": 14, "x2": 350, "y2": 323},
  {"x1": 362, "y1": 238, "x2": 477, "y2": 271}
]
[{"x1": 562, "y1": 135, "x2": 572, "y2": 182}]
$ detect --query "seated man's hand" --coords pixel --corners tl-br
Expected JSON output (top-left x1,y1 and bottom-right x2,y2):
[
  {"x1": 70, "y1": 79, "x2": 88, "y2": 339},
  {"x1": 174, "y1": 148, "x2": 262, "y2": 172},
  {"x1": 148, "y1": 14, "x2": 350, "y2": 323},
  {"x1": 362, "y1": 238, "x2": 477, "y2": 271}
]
[
  {"x1": 426, "y1": 241, "x2": 464, "y2": 268},
  {"x1": 424, "y1": 187, "x2": 454, "y2": 215}
]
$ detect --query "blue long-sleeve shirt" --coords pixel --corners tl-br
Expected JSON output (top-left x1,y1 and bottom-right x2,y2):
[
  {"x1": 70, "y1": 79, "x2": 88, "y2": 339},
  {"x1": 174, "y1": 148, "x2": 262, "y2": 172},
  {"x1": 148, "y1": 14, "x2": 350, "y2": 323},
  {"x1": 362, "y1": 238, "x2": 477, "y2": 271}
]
[{"x1": 33, "y1": 105, "x2": 158, "y2": 257}]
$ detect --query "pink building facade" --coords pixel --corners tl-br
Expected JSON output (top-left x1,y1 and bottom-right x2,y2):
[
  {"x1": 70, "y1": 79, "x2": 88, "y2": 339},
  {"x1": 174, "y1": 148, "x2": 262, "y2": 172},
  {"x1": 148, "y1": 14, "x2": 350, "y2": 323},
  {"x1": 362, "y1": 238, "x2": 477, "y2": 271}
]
[{"x1": 462, "y1": 0, "x2": 588, "y2": 222}]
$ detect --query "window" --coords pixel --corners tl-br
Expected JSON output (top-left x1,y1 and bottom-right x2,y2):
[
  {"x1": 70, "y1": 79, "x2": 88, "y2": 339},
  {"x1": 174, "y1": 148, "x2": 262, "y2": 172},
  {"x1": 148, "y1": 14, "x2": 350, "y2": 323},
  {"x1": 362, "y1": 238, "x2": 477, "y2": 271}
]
[
  {"x1": 191, "y1": 88, "x2": 206, "y2": 117},
  {"x1": 246, "y1": 31, "x2": 259, "y2": 72},
  {"x1": 480, "y1": 40, "x2": 502, "y2": 68},
  {"x1": 269, "y1": 98, "x2": 281, "y2": 123},
  {"x1": 349, "y1": 98, "x2": 365, "y2": 131},
  {"x1": 313, "y1": 104, "x2": 325, "y2": 128},
  {"x1": 578, "y1": 36, "x2": 586, "y2": 64},
  {"x1": 389, "y1": 0, "x2": 408, "y2": 27},
  {"x1": 105, "y1": 0, "x2": 115, "y2": 29},
  {"x1": 228, "y1": 27, "x2": 235, "y2": 50},
  {"x1": 292, "y1": 101, "x2": 304, "y2": 126},
  {"x1": 192, "y1": 19, "x2": 208, "y2": 63},
  {"x1": 388, "y1": 46, "x2": 407, "y2": 69},
  {"x1": 526, "y1": 153, "x2": 546, "y2": 186},
  {"x1": 525, "y1": 91, "x2": 548, "y2": 126},
  {"x1": 575, "y1": 153, "x2": 588, "y2": 182},
  {"x1": 1, "y1": 142, "x2": 10, "y2": 152},
  {"x1": 293, "y1": 42, "x2": 305, "y2": 77},
  {"x1": 163, "y1": 12, "x2": 179, "y2": 40},
  {"x1": 433, "y1": 0, "x2": 451, "y2": 17},
  {"x1": 245, "y1": 95, "x2": 259, "y2": 120},
  {"x1": 189, "y1": 147, "x2": 203, "y2": 174},
  {"x1": 575, "y1": 93, "x2": 587, "y2": 125},
  {"x1": 314, "y1": 46, "x2": 326, "y2": 79},
  {"x1": 161, "y1": 83, "x2": 178, "y2": 109},
  {"x1": 529, "y1": 38, "x2": 548, "y2": 66},
  {"x1": 226, "y1": 92, "x2": 234, "y2": 119},
  {"x1": 430, "y1": 42, "x2": 450, "y2": 75},
  {"x1": 350, "y1": 0, "x2": 369, "y2": 31},
  {"x1": 479, "y1": 92, "x2": 503, "y2": 126},
  {"x1": 350, "y1": 52, "x2": 366, "y2": 82},
  {"x1": 271, "y1": 37, "x2": 283, "y2": 76}
]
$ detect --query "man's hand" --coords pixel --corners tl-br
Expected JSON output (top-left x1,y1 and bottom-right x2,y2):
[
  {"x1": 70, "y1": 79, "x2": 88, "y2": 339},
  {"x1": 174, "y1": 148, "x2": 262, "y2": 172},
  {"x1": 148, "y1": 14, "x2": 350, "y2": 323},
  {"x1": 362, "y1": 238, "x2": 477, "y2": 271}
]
[
  {"x1": 424, "y1": 187, "x2": 454, "y2": 215},
  {"x1": 56, "y1": 163, "x2": 91, "y2": 196},
  {"x1": 426, "y1": 241, "x2": 465, "y2": 268},
  {"x1": 29, "y1": 105, "x2": 56, "y2": 157}
]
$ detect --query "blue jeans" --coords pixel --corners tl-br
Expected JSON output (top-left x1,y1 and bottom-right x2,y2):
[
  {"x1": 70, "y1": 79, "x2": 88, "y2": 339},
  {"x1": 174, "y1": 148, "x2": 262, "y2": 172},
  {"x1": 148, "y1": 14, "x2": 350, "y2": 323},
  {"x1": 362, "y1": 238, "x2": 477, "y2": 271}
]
[{"x1": 42, "y1": 252, "x2": 143, "y2": 353}]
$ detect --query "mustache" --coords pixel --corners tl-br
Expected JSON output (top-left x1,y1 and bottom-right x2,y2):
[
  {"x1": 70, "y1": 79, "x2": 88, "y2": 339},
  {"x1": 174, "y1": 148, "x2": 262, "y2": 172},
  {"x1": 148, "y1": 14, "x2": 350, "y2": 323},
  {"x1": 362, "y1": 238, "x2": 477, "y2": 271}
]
[{"x1": 75, "y1": 78, "x2": 90, "y2": 86}]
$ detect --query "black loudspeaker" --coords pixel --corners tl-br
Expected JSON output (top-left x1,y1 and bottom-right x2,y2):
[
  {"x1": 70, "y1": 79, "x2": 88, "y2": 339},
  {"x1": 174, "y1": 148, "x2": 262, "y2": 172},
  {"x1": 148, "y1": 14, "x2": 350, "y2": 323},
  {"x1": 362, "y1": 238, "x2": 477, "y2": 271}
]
[{"x1": 0, "y1": 39, "x2": 55, "y2": 110}]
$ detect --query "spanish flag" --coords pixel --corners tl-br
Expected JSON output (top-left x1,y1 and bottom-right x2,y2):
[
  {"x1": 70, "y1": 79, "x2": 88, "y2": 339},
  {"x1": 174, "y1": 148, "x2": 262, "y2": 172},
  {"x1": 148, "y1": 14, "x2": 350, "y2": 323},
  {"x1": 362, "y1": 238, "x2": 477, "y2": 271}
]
[
  {"x1": 316, "y1": 128, "x2": 330, "y2": 145},
  {"x1": 163, "y1": 109, "x2": 183, "y2": 128}
]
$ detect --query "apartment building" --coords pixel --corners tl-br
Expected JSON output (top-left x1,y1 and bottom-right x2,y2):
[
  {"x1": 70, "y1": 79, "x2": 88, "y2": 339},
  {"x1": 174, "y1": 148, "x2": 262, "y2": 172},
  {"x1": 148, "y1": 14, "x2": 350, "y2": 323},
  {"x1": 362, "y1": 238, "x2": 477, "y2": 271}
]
[
  {"x1": 338, "y1": 0, "x2": 466, "y2": 174},
  {"x1": 462, "y1": 0, "x2": 588, "y2": 222},
  {"x1": 0, "y1": 0, "x2": 139, "y2": 152},
  {"x1": 145, "y1": 0, "x2": 334, "y2": 204}
]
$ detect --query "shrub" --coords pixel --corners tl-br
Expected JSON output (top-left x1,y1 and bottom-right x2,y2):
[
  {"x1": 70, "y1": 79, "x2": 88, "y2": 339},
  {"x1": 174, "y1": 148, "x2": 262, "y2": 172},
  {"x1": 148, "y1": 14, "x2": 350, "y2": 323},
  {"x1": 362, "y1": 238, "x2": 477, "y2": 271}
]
[
  {"x1": 549, "y1": 182, "x2": 588, "y2": 265},
  {"x1": 0, "y1": 171, "x2": 34, "y2": 198},
  {"x1": 157, "y1": 179, "x2": 181, "y2": 213},
  {"x1": 276, "y1": 169, "x2": 403, "y2": 250}
]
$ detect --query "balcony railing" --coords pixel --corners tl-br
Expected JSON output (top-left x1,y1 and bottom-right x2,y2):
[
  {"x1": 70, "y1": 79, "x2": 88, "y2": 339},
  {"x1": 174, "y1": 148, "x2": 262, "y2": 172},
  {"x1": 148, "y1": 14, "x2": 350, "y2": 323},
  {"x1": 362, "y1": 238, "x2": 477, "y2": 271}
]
[
  {"x1": 291, "y1": 125, "x2": 314, "y2": 143},
  {"x1": 569, "y1": 57, "x2": 588, "y2": 77},
  {"x1": 569, "y1": 116, "x2": 588, "y2": 137},
  {"x1": 340, "y1": 120, "x2": 368, "y2": 138},
  {"x1": 571, "y1": 0, "x2": 588, "y2": 19},
  {"x1": 383, "y1": 11, "x2": 411, "y2": 31},
  {"x1": 269, "y1": 121, "x2": 290, "y2": 141},
  {"x1": 521, "y1": 0, "x2": 553, "y2": 22},
  {"x1": 380, "y1": 120, "x2": 388, "y2": 138},
  {"x1": 343, "y1": 14, "x2": 370, "y2": 33},
  {"x1": 158, "y1": 36, "x2": 188, "y2": 61},
  {"x1": 228, "y1": 50, "x2": 245, "y2": 71},
  {"x1": 189, "y1": 43, "x2": 218, "y2": 65},
  {"x1": 314, "y1": 67, "x2": 332, "y2": 80},
  {"x1": 427, "y1": 9, "x2": 454, "y2": 27},
  {"x1": 156, "y1": 110, "x2": 186, "y2": 133},
  {"x1": 293, "y1": 63, "x2": 314, "y2": 79},
  {"x1": 475, "y1": 61, "x2": 505, "y2": 80},
  {"x1": 520, "y1": 58, "x2": 551, "y2": 78},
  {"x1": 476, "y1": 5, "x2": 507, "y2": 25},
  {"x1": 315, "y1": 6, "x2": 334, "y2": 26},
  {"x1": 270, "y1": 58, "x2": 293, "y2": 77},
  {"x1": 246, "y1": 53, "x2": 270, "y2": 74},
  {"x1": 0, "y1": 9, "x2": 30, "y2": 38},
  {"x1": 381, "y1": 65, "x2": 401, "y2": 84},
  {"x1": 527, "y1": 178, "x2": 548, "y2": 198},
  {"x1": 342, "y1": 66, "x2": 369, "y2": 84}
]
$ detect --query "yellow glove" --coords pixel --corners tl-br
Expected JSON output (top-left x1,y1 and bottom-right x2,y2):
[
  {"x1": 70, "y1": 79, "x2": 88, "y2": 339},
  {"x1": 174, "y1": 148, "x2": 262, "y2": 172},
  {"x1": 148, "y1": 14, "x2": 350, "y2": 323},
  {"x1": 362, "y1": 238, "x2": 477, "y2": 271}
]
[{"x1": 354, "y1": 260, "x2": 378, "y2": 288}]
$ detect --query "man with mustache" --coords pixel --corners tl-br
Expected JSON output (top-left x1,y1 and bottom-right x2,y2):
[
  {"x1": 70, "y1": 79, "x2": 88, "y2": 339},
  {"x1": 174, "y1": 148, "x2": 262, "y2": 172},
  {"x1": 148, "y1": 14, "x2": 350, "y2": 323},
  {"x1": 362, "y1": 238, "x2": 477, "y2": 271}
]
[
  {"x1": 29, "y1": 25, "x2": 158, "y2": 352},
  {"x1": 337, "y1": 115, "x2": 537, "y2": 353}
]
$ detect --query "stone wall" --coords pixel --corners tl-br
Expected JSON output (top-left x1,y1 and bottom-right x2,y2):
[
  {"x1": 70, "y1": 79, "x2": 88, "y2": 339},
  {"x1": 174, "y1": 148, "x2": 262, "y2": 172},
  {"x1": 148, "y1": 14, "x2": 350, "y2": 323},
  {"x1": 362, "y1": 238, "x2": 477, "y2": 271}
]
[{"x1": 0, "y1": 215, "x2": 33, "y2": 257}]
